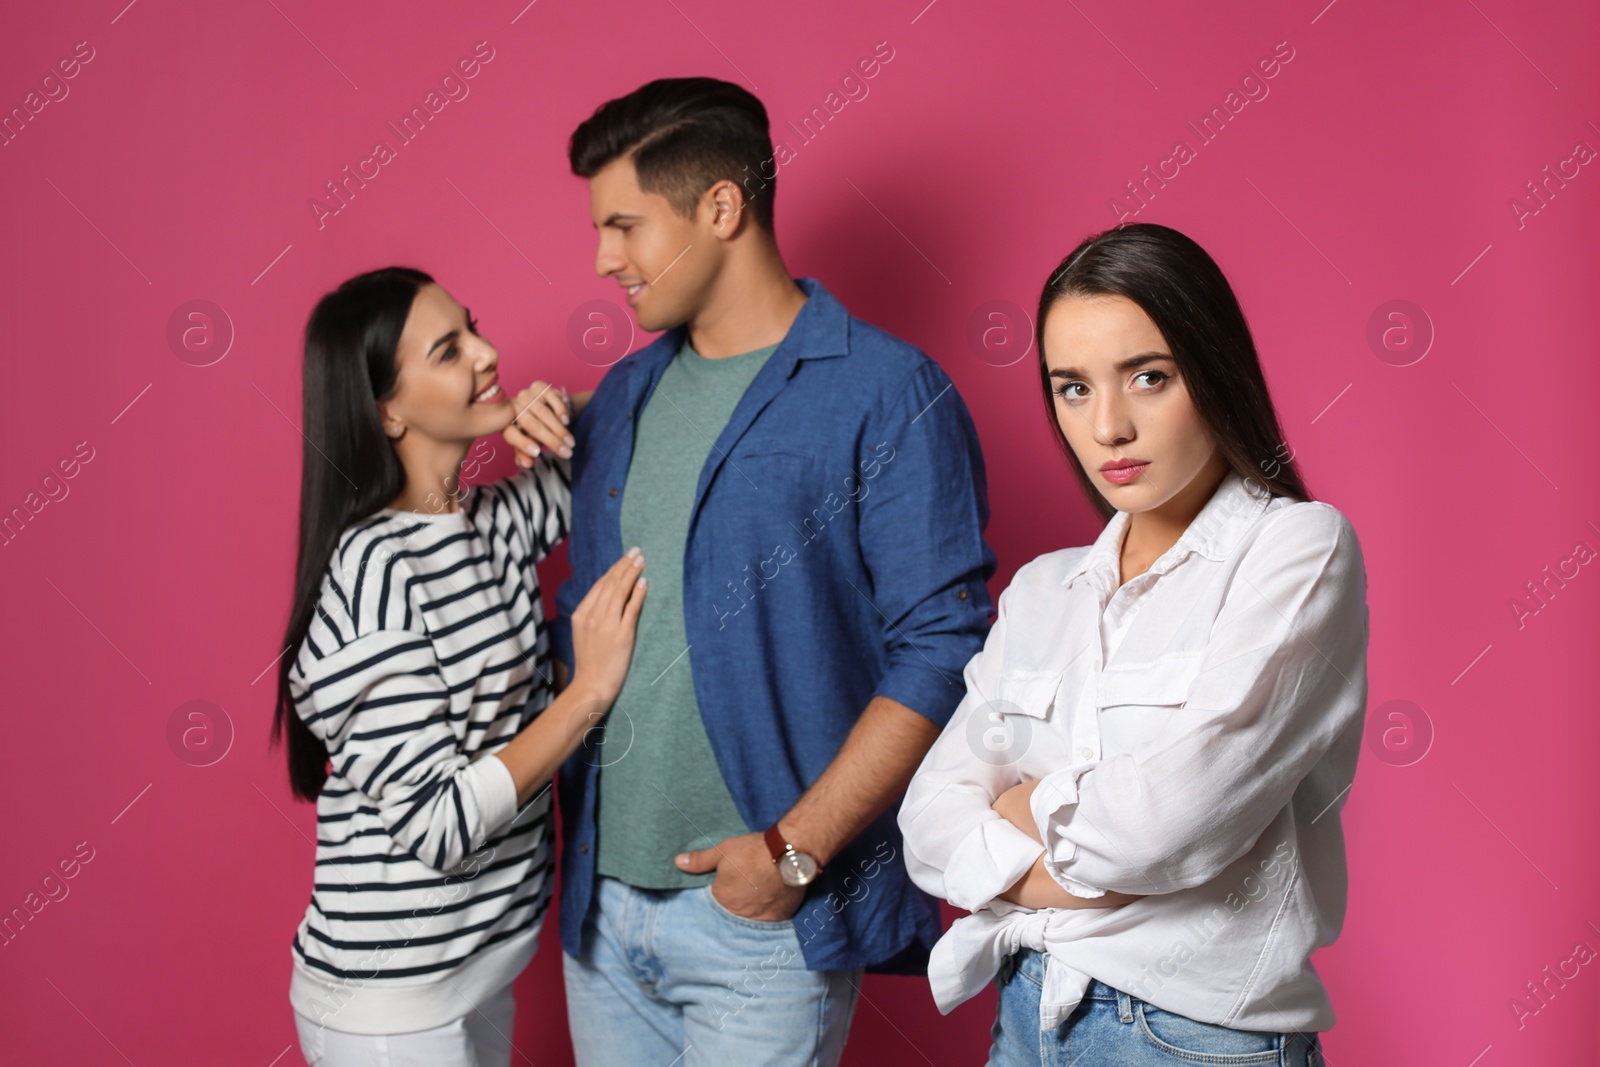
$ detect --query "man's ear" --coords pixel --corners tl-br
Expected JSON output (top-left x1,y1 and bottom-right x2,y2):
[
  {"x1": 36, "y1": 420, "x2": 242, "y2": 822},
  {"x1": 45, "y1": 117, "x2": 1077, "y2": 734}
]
[{"x1": 706, "y1": 179, "x2": 748, "y2": 237}]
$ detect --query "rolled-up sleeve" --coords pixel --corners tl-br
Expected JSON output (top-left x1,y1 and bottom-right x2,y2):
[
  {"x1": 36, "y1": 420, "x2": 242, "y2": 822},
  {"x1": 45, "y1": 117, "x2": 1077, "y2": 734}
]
[
  {"x1": 898, "y1": 580, "x2": 1055, "y2": 912},
  {"x1": 1029, "y1": 505, "x2": 1369, "y2": 895},
  {"x1": 859, "y1": 359, "x2": 997, "y2": 727}
]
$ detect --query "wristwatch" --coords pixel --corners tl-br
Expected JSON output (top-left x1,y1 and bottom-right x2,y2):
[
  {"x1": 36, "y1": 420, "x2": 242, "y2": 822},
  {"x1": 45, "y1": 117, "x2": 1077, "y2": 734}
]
[{"x1": 764, "y1": 825, "x2": 822, "y2": 887}]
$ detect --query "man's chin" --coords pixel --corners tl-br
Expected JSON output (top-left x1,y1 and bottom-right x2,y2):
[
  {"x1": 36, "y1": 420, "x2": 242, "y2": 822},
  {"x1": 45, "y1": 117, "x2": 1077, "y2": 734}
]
[{"x1": 633, "y1": 302, "x2": 686, "y2": 334}]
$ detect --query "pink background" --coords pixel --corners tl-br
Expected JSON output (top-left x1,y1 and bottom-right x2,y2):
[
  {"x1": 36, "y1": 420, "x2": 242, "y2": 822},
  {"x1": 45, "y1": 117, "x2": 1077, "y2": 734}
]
[{"x1": 3, "y1": 0, "x2": 1597, "y2": 1064}]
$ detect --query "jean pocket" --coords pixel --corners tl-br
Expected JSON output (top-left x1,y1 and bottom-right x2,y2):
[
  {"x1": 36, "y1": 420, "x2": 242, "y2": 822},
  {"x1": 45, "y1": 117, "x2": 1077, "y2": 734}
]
[
  {"x1": 703, "y1": 885, "x2": 796, "y2": 933},
  {"x1": 1134, "y1": 1002, "x2": 1283, "y2": 1063},
  {"x1": 1007, "y1": 948, "x2": 1046, "y2": 990}
]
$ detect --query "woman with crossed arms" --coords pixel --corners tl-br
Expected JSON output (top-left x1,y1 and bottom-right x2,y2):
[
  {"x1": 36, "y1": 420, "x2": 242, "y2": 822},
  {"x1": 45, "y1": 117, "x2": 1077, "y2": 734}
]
[{"x1": 899, "y1": 223, "x2": 1368, "y2": 1066}]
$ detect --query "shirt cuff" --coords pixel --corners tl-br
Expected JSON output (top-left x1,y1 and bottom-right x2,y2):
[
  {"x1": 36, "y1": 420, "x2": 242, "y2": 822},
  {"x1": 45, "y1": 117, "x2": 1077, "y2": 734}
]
[
  {"x1": 941, "y1": 815, "x2": 1047, "y2": 913},
  {"x1": 875, "y1": 660, "x2": 966, "y2": 728},
  {"x1": 469, "y1": 752, "x2": 521, "y2": 840},
  {"x1": 1028, "y1": 766, "x2": 1106, "y2": 899}
]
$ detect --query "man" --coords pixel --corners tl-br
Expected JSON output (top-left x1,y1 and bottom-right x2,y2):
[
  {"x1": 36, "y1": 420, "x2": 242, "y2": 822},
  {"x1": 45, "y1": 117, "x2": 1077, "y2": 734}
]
[{"x1": 507, "y1": 76, "x2": 996, "y2": 1067}]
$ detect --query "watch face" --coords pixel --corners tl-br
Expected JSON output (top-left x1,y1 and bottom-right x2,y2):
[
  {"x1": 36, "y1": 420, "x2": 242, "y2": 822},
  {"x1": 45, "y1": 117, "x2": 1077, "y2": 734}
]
[{"x1": 776, "y1": 850, "x2": 819, "y2": 887}]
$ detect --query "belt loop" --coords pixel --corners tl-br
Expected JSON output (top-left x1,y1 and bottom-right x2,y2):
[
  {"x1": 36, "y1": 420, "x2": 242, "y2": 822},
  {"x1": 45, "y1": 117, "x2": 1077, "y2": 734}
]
[{"x1": 1116, "y1": 988, "x2": 1133, "y2": 1024}]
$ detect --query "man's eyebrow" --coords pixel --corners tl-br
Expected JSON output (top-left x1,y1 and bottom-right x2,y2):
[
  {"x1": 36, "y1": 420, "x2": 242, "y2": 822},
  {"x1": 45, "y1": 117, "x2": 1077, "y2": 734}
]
[
  {"x1": 1048, "y1": 352, "x2": 1173, "y2": 378},
  {"x1": 598, "y1": 212, "x2": 642, "y2": 228}
]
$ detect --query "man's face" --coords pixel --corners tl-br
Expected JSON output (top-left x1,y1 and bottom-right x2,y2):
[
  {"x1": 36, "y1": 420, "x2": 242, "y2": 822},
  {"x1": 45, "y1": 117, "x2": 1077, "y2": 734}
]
[{"x1": 588, "y1": 157, "x2": 720, "y2": 332}]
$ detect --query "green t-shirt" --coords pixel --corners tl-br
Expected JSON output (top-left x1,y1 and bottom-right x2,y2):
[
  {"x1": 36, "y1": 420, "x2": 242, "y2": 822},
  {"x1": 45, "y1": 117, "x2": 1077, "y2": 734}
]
[{"x1": 593, "y1": 336, "x2": 780, "y2": 888}]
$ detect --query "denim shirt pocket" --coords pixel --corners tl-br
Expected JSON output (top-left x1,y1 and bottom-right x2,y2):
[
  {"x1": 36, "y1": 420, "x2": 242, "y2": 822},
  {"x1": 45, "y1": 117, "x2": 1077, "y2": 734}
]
[{"x1": 729, "y1": 446, "x2": 816, "y2": 484}]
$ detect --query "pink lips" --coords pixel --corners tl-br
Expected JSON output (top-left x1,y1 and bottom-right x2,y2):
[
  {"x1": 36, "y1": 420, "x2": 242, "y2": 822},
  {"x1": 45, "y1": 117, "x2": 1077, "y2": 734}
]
[{"x1": 1100, "y1": 459, "x2": 1149, "y2": 485}]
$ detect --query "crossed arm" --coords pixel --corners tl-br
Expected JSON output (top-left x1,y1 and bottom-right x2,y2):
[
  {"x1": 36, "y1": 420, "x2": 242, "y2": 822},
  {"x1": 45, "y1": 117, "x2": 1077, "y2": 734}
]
[{"x1": 990, "y1": 780, "x2": 1145, "y2": 911}]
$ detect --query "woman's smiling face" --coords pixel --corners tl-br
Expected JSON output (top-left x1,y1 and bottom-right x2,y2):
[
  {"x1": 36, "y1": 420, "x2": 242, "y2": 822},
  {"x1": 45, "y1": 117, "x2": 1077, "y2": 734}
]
[
  {"x1": 381, "y1": 283, "x2": 514, "y2": 445},
  {"x1": 1042, "y1": 293, "x2": 1220, "y2": 514}
]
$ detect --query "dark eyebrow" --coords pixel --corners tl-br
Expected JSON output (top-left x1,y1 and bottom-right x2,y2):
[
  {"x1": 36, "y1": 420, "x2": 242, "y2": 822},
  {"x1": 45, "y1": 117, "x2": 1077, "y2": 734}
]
[
  {"x1": 427, "y1": 329, "x2": 459, "y2": 357},
  {"x1": 598, "y1": 212, "x2": 642, "y2": 229},
  {"x1": 1047, "y1": 352, "x2": 1173, "y2": 379},
  {"x1": 427, "y1": 307, "x2": 473, "y2": 357}
]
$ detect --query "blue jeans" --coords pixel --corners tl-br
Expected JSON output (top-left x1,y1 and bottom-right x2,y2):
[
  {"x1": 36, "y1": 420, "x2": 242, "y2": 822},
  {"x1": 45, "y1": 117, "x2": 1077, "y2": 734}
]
[
  {"x1": 988, "y1": 949, "x2": 1324, "y2": 1066},
  {"x1": 563, "y1": 875, "x2": 864, "y2": 1067}
]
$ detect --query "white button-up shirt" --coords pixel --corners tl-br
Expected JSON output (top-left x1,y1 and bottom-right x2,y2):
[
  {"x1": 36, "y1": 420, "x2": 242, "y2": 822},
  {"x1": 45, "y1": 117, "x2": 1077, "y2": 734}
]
[{"x1": 898, "y1": 468, "x2": 1369, "y2": 1034}]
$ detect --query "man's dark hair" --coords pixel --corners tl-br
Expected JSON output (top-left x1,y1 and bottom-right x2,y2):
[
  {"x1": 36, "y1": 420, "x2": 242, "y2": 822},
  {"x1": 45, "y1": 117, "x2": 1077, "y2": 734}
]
[{"x1": 569, "y1": 77, "x2": 777, "y2": 233}]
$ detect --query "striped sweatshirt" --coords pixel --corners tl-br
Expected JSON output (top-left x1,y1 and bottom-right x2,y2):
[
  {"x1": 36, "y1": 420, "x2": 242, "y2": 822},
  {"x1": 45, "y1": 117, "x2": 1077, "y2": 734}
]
[{"x1": 287, "y1": 454, "x2": 571, "y2": 1035}]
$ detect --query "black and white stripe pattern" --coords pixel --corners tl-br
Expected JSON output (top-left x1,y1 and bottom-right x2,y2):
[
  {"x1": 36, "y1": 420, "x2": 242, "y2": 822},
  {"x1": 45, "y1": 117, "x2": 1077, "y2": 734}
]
[{"x1": 287, "y1": 455, "x2": 570, "y2": 1033}]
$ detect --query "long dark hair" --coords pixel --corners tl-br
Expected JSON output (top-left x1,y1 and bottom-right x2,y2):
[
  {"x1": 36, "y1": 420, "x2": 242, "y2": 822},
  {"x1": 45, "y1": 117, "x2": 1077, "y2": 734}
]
[
  {"x1": 272, "y1": 266, "x2": 432, "y2": 801},
  {"x1": 1036, "y1": 222, "x2": 1310, "y2": 522}
]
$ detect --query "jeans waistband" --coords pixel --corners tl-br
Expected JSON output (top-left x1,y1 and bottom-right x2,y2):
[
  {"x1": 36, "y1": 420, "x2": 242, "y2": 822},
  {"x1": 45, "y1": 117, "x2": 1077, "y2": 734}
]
[{"x1": 1011, "y1": 947, "x2": 1122, "y2": 1001}]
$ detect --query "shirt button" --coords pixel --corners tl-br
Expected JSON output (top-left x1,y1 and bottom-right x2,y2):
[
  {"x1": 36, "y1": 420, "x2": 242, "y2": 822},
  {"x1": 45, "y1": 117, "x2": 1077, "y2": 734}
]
[
  {"x1": 1076, "y1": 746, "x2": 1094, "y2": 761},
  {"x1": 956, "y1": 589, "x2": 968, "y2": 600},
  {"x1": 608, "y1": 487, "x2": 618, "y2": 497},
  {"x1": 579, "y1": 843, "x2": 589, "y2": 853}
]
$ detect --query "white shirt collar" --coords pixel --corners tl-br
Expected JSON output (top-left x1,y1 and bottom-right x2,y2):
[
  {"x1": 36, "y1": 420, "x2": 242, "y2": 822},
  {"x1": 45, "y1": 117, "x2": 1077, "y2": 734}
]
[{"x1": 1060, "y1": 467, "x2": 1275, "y2": 587}]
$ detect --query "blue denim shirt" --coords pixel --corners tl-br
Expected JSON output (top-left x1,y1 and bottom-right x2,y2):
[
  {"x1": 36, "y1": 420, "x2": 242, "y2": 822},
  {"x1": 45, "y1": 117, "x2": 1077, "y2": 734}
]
[{"x1": 549, "y1": 277, "x2": 998, "y2": 974}]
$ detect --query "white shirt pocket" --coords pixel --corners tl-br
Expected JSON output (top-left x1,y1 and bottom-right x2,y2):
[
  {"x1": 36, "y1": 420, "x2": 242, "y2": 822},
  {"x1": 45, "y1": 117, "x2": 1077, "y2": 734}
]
[
  {"x1": 1096, "y1": 651, "x2": 1205, "y2": 757},
  {"x1": 961, "y1": 668, "x2": 1061, "y2": 771},
  {"x1": 994, "y1": 668, "x2": 1062, "y2": 718},
  {"x1": 1096, "y1": 651, "x2": 1203, "y2": 710}
]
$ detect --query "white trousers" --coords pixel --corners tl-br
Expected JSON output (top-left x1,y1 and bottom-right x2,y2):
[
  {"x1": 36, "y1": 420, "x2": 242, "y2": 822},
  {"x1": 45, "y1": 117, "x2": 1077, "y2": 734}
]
[{"x1": 293, "y1": 981, "x2": 515, "y2": 1067}]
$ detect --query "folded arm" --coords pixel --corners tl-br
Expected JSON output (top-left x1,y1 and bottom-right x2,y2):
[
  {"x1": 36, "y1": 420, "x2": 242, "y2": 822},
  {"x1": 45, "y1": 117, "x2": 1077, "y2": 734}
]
[
  {"x1": 898, "y1": 573, "x2": 1118, "y2": 913},
  {"x1": 1028, "y1": 506, "x2": 1369, "y2": 895}
]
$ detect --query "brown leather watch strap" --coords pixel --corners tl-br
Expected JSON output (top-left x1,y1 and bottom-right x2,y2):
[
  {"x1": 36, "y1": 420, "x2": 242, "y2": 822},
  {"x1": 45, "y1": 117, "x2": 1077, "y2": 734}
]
[
  {"x1": 764, "y1": 825, "x2": 823, "y2": 874},
  {"x1": 763, "y1": 824, "x2": 789, "y2": 862}
]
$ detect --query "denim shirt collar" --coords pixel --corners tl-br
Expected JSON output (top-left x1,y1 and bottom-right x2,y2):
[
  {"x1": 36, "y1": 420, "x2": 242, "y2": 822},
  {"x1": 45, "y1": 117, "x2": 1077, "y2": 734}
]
[{"x1": 625, "y1": 275, "x2": 851, "y2": 379}]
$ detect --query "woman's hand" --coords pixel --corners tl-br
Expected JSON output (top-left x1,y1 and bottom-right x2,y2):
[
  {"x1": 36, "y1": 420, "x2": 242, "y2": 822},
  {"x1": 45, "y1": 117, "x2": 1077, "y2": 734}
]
[
  {"x1": 991, "y1": 778, "x2": 1145, "y2": 910},
  {"x1": 505, "y1": 381, "x2": 576, "y2": 467},
  {"x1": 997, "y1": 858, "x2": 1145, "y2": 910},
  {"x1": 567, "y1": 548, "x2": 648, "y2": 705},
  {"x1": 492, "y1": 548, "x2": 646, "y2": 805}
]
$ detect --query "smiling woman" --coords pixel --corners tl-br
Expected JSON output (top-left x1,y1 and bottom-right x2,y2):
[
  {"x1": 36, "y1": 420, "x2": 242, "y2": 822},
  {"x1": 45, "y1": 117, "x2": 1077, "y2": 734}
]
[{"x1": 271, "y1": 266, "x2": 650, "y2": 1067}]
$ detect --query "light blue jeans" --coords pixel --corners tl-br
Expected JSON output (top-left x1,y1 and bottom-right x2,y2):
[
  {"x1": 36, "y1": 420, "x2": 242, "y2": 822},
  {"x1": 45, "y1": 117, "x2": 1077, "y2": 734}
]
[
  {"x1": 563, "y1": 875, "x2": 864, "y2": 1067},
  {"x1": 988, "y1": 949, "x2": 1324, "y2": 1066}
]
